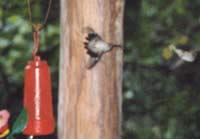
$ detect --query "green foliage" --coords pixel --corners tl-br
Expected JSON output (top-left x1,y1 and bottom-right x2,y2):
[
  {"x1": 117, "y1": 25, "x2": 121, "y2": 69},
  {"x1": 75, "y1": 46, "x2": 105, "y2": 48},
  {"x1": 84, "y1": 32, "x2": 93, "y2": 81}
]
[{"x1": 124, "y1": 0, "x2": 200, "y2": 139}]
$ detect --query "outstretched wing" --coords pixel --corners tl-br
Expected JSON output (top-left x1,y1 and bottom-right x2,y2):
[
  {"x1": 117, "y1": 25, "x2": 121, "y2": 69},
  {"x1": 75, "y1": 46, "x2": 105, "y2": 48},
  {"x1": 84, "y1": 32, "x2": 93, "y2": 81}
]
[{"x1": 87, "y1": 56, "x2": 101, "y2": 69}]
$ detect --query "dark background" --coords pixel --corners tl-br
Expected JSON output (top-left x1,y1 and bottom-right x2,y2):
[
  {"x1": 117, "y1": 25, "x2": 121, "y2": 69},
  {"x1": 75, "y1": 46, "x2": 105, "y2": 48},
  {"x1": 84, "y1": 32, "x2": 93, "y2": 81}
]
[{"x1": 1, "y1": 0, "x2": 200, "y2": 139}]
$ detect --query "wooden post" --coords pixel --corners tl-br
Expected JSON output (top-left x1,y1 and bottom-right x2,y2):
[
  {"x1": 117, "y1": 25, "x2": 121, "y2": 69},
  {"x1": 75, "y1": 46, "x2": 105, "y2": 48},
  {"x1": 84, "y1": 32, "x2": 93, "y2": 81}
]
[{"x1": 58, "y1": 0, "x2": 124, "y2": 139}]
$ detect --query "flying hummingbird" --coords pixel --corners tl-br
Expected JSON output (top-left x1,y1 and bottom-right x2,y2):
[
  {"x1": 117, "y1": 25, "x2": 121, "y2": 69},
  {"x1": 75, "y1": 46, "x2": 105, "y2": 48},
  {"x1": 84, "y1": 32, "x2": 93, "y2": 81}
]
[
  {"x1": 169, "y1": 44, "x2": 200, "y2": 69},
  {"x1": 83, "y1": 27, "x2": 121, "y2": 69},
  {"x1": 169, "y1": 44, "x2": 198, "y2": 62}
]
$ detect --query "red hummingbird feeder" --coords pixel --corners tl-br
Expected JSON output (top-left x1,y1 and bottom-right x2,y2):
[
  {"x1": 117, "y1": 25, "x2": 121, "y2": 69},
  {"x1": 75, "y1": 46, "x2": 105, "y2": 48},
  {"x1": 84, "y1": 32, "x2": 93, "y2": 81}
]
[{"x1": 23, "y1": 31, "x2": 55, "y2": 136}]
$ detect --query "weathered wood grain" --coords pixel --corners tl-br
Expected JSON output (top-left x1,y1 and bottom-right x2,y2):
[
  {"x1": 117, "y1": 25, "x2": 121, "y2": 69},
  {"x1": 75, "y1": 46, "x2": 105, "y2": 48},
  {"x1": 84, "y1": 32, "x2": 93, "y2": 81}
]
[{"x1": 58, "y1": 0, "x2": 124, "y2": 138}]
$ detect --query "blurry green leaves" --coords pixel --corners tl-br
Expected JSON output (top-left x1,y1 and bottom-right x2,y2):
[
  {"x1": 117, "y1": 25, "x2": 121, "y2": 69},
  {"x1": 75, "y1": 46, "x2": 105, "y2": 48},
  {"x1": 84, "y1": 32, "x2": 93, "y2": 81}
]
[
  {"x1": 0, "y1": 9, "x2": 3, "y2": 18},
  {"x1": 174, "y1": 0, "x2": 187, "y2": 15},
  {"x1": 171, "y1": 35, "x2": 189, "y2": 45},
  {"x1": 156, "y1": 0, "x2": 188, "y2": 22},
  {"x1": 13, "y1": 35, "x2": 27, "y2": 46},
  {"x1": 3, "y1": 16, "x2": 24, "y2": 33},
  {"x1": 124, "y1": 90, "x2": 135, "y2": 100},
  {"x1": 164, "y1": 118, "x2": 177, "y2": 139},
  {"x1": 4, "y1": 15, "x2": 31, "y2": 35},
  {"x1": 47, "y1": 25, "x2": 60, "y2": 45},
  {"x1": 7, "y1": 16, "x2": 21, "y2": 24},
  {"x1": 162, "y1": 47, "x2": 173, "y2": 60},
  {"x1": 0, "y1": 38, "x2": 11, "y2": 48},
  {"x1": 124, "y1": 41, "x2": 139, "y2": 62},
  {"x1": 142, "y1": 1, "x2": 157, "y2": 18},
  {"x1": 47, "y1": 25, "x2": 59, "y2": 37},
  {"x1": 19, "y1": 23, "x2": 31, "y2": 35}
]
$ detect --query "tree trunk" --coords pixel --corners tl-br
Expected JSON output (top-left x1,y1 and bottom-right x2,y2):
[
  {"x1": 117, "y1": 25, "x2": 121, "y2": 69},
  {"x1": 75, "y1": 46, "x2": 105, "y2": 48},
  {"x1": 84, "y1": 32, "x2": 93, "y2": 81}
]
[{"x1": 58, "y1": 0, "x2": 124, "y2": 139}]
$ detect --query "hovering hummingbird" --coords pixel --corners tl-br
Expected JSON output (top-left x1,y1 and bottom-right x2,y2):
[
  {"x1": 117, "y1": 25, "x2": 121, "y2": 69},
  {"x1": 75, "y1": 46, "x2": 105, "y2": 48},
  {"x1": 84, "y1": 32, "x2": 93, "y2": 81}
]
[
  {"x1": 169, "y1": 44, "x2": 198, "y2": 62},
  {"x1": 169, "y1": 44, "x2": 200, "y2": 69},
  {"x1": 83, "y1": 27, "x2": 121, "y2": 69}
]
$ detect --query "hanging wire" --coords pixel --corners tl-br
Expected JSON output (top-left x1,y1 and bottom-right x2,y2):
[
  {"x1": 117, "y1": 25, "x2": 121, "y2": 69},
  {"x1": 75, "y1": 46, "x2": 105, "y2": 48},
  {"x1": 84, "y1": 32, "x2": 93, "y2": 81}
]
[
  {"x1": 27, "y1": 0, "x2": 52, "y2": 31},
  {"x1": 27, "y1": 0, "x2": 52, "y2": 56},
  {"x1": 32, "y1": 31, "x2": 40, "y2": 57}
]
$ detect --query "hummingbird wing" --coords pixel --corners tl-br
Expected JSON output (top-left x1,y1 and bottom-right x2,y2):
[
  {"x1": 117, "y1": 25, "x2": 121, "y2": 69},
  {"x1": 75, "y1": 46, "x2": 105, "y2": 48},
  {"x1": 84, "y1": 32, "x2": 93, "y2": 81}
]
[
  {"x1": 170, "y1": 59, "x2": 185, "y2": 70},
  {"x1": 169, "y1": 44, "x2": 196, "y2": 62},
  {"x1": 179, "y1": 51, "x2": 196, "y2": 62},
  {"x1": 87, "y1": 56, "x2": 101, "y2": 69},
  {"x1": 86, "y1": 49, "x2": 98, "y2": 57}
]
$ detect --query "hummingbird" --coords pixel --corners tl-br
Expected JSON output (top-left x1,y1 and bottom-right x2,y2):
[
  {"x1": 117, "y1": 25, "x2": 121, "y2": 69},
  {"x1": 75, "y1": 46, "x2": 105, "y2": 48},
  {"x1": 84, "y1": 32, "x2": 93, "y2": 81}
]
[
  {"x1": 169, "y1": 44, "x2": 199, "y2": 69},
  {"x1": 83, "y1": 27, "x2": 121, "y2": 69},
  {"x1": 169, "y1": 44, "x2": 198, "y2": 62}
]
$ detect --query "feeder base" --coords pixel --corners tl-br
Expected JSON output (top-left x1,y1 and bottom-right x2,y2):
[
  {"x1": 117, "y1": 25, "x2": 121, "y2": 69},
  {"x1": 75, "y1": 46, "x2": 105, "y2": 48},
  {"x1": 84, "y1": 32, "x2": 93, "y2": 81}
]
[{"x1": 23, "y1": 119, "x2": 54, "y2": 136}]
